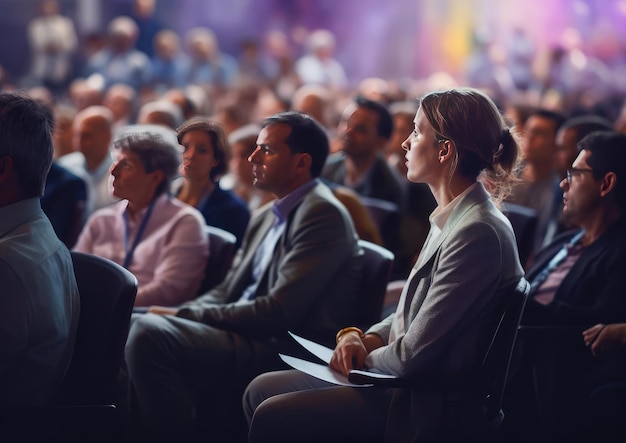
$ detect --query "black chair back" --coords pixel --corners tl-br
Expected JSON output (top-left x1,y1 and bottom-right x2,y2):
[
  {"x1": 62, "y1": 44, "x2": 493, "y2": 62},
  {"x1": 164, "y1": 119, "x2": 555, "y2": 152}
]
[
  {"x1": 481, "y1": 278, "x2": 531, "y2": 422},
  {"x1": 356, "y1": 240, "x2": 394, "y2": 329},
  {"x1": 198, "y1": 225, "x2": 238, "y2": 296},
  {"x1": 58, "y1": 252, "x2": 138, "y2": 405},
  {"x1": 502, "y1": 202, "x2": 538, "y2": 266}
]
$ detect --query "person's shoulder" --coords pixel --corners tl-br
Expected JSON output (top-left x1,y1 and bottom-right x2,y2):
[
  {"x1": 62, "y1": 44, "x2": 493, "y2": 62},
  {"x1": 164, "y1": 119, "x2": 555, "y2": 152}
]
[
  {"x1": 56, "y1": 152, "x2": 86, "y2": 171},
  {"x1": 374, "y1": 155, "x2": 405, "y2": 182},
  {"x1": 87, "y1": 200, "x2": 124, "y2": 221},
  {"x1": 167, "y1": 196, "x2": 205, "y2": 222},
  {"x1": 47, "y1": 163, "x2": 86, "y2": 188},
  {"x1": 300, "y1": 181, "x2": 351, "y2": 217},
  {"x1": 321, "y1": 153, "x2": 346, "y2": 176},
  {"x1": 212, "y1": 186, "x2": 249, "y2": 209}
]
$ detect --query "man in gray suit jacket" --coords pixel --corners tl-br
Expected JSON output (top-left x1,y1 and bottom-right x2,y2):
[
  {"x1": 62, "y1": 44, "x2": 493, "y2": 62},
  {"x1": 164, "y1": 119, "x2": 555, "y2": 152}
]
[{"x1": 125, "y1": 112, "x2": 362, "y2": 441}]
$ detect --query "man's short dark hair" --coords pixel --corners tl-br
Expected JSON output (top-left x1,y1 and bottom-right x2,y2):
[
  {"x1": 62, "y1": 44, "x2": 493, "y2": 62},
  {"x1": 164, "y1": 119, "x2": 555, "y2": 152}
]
[
  {"x1": 530, "y1": 108, "x2": 566, "y2": 134},
  {"x1": 354, "y1": 96, "x2": 393, "y2": 139},
  {"x1": 578, "y1": 130, "x2": 626, "y2": 211},
  {"x1": 0, "y1": 93, "x2": 53, "y2": 197},
  {"x1": 561, "y1": 115, "x2": 613, "y2": 149},
  {"x1": 261, "y1": 111, "x2": 329, "y2": 178}
]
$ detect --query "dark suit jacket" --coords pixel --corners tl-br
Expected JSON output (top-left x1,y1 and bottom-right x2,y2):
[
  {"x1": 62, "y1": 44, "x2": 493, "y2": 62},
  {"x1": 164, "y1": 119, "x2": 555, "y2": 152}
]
[
  {"x1": 523, "y1": 217, "x2": 626, "y2": 327},
  {"x1": 512, "y1": 218, "x2": 626, "y2": 435},
  {"x1": 177, "y1": 180, "x2": 363, "y2": 351},
  {"x1": 41, "y1": 163, "x2": 87, "y2": 248},
  {"x1": 197, "y1": 185, "x2": 250, "y2": 248}
]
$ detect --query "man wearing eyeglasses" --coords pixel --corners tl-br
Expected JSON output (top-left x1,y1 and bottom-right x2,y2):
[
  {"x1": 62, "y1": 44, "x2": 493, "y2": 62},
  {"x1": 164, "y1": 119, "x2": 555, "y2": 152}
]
[{"x1": 503, "y1": 130, "x2": 626, "y2": 441}]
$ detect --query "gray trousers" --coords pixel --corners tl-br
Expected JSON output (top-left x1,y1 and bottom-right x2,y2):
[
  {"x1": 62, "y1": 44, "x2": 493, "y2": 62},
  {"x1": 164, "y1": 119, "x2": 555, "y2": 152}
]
[{"x1": 243, "y1": 369, "x2": 393, "y2": 443}]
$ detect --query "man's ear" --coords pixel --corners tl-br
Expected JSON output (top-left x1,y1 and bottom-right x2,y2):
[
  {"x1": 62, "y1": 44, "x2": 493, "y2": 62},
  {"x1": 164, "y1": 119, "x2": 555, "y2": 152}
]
[
  {"x1": 296, "y1": 153, "x2": 312, "y2": 172},
  {"x1": 600, "y1": 171, "x2": 617, "y2": 198}
]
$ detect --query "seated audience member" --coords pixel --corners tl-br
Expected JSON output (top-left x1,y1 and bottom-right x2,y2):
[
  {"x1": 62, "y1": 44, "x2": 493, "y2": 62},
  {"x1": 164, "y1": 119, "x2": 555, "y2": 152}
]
[
  {"x1": 291, "y1": 84, "x2": 340, "y2": 153},
  {"x1": 67, "y1": 77, "x2": 103, "y2": 112},
  {"x1": 136, "y1": 99, "x2": 183, "y2": 129},
  {"x1": 42, "y1": 162, "x2": 87, "y2": 248},
  {"x1": 295, "y1": 29, "x2": 347, "y2": 90},
  {"x1": 184, "y1": 27, "x2": 239, "y2": 88},
  {"x1": 58, "y1": 105, "x2": 118, "y2": 215},
  {"x1": 0, "y1": 93, "x2": 80, "y2": 408},
  {"x1": 505, "y1": 108, "x2": 565, "y2": 253},
  {"x1": 244, "y1": 88, "x2": 524, "y2": 442},
  {"x1": 73, "y1": 126, "x2": 208, "y2": 307},
  {"x1": 291, "y1": 84, "x2": 334, "y2": 132},
  {"x1": 151, "y1": 29, "x2": 189, "y2": 91},
  {"x1": 174, "y1": 117, "x2": 250, "y2": 247},
  {"x1": 51, "y1": 103, "x2": 76, "y2": 159},
  {"x1": 504, "y1": 131, "x2": 626, "y2": 442},
  {"x1": 163, "y1": 88, "x2": 197, "y2": 121},
  {"x1": 323, "y1": 96, "x2": 406, "y2": 211},
  {"x1": 223, "y1": 123, "x2": 275, "y2": 210},
  {"x1": 103, "y1": 83, "x2": 137, "y2": 132},
  {"x1": 124, "y1": 111, "x2": 363, "y2": 442},
  {"x1": 83, "y1": 16, "x2": 151, "y2": 91},
  {"x1": 555, "y1": 114, "x2": 613, "y2": 180},
  {"x1": 213, "y1": 99, "x2": 250, "y2": 136},
  {"x1": 322, "y1": 96, "x2": 407, "y2": 274}
]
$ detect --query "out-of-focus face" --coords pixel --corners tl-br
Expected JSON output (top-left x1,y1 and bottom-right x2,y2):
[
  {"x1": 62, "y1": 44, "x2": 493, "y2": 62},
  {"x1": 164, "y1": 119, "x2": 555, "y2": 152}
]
[
  {"x1": 555, "y1": 126, "x2": 578, "y2": 179},
  {"x1": 109, "y1": 150, "x2": 160, "y2": 203},
  {"x1": 402, "y1": 107, "x2": 441, "y2": 185},
  {"x1": 521, "y1": 115, "x2": 558, "y2": 164},
  {"x1": 229, "y1": 139, "x2": 255, "y2": 187},
  {"x1": 52, "y1": 117, "x2": 74, "y2": 158},
  {"x1": 104, "y1": 92, "x2": 132, "y2": 121},
  {"x1": 560, "y1": 149, "x2": 601, "y2": 226},
  {"x1": 387, "y1": 112, "x2": 414, "y2": 175},
  {"x1": 72, "y1": 115, "x2": 111, "y2": 162},
  {"x1": 179, "y1": 129, "x2": 218, "y2": 182},
  {"x1": 338, "y1": 104, "x2": 381, "y2": 159},
  {"x1": 248, "y1": 123, "x2": 305, "y2": 198}
]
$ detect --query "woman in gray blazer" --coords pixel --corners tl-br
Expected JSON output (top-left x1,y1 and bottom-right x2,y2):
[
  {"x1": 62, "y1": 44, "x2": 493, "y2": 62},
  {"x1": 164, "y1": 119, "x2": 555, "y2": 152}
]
[{"x1": 243, "y1": 88, "x2": 526, "y2": 443}]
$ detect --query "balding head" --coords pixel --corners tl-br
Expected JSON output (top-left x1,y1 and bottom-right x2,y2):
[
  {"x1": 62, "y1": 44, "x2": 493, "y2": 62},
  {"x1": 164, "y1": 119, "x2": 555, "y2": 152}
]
[{"x1": 73, "y1": 106, "x2": 114, "y2": 170}]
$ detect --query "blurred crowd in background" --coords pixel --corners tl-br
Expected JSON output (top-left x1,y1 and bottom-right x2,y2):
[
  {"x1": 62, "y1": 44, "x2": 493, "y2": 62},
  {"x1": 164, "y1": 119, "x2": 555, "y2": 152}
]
[{"x1": 0, "y1": 0, "x2": 626, "y2": 128}]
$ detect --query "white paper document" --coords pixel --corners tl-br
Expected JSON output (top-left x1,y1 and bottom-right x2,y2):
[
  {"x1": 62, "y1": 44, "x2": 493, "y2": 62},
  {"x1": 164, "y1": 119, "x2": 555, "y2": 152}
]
[
  {"x1": 279, "y1": 354, "x2": 371, "y2": 387},
  {"x1": 287, "y1": 331, "x2": 333, "y2": 364},
  {"x1": 281, "y1": 332, "x2": 404, "y2": 388}
]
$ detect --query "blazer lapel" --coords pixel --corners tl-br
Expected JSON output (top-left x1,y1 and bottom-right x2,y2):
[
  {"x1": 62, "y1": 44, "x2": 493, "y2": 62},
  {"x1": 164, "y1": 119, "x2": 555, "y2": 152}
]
[
  {"x1": 413, "y1": 183, "x2": 489, "y2": 275},
  {"x1": 403, "y1": 184, "x2": 491, "y2": 317}
]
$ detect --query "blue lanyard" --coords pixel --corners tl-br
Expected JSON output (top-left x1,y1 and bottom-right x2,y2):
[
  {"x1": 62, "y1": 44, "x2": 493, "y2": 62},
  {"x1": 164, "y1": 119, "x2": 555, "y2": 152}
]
[
  {"x1": 530, "y1": 229, "x2": 584, "y2": 294},
  {"x1": 122, "y1": 199, "x2": 157, "y2": 269}
]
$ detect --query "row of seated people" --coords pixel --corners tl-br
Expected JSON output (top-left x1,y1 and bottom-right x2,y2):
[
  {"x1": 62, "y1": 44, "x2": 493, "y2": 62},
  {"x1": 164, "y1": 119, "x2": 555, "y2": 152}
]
[
  {"x1": 43, "y1": 92, "x2": 435, "y2": 283},
  {"x1": 42, "y1": 75, "x2": 621, "y2": 282},
  {"x1": 5, "y1": 86, "x2": 626, "y2": 442}
]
